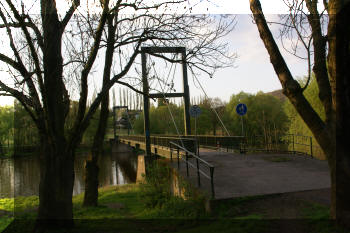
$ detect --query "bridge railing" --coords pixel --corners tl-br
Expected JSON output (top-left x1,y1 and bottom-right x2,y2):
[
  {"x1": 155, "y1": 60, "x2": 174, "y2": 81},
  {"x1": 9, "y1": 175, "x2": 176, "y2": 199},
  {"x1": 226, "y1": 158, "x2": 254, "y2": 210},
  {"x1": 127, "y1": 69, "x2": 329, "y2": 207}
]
[
  {"x1": 118, "y1": 135, "x2": 246, "y2": 153},
  {"x1": 246, "y1": 134, "x2": 325, "y2": 160},
  {"x1": 118, "y1": 135, "x2": 198, "y2": 154},
  {"x1": 169, "y1": 140, "x2": 215, "y2": 199}
]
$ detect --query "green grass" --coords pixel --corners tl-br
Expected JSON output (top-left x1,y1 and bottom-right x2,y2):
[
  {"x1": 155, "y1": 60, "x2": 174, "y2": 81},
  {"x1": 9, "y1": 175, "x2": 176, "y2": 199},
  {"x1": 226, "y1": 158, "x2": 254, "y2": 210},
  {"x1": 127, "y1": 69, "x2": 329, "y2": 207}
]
[
  {"x1": 0, "y1": 184, "x2": 267, "y2": 232},
  {"x1": 300, "y1": 202, "x2": 349, "y2": 233},
  {"x1": 0, "y1": 216, "x2": 13, "y2": 232},
  {"x1": 302, "y1": 202, "x2": 330, "y2": 220},
  {"x1": 73, "y1": 184, "x2": 144, "y2": 219},
  {"x1": 1, "y1": 185, "x2": 348, "y2": 233}
]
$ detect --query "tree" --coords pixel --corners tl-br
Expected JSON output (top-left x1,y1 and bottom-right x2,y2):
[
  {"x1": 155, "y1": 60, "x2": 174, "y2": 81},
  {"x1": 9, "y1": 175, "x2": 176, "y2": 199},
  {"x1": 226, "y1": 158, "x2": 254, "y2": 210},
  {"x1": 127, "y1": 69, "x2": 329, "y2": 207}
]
[
  {"x1": 0, "y1": 0, "x2": 235, "y2": 228},
  {"x1": 225, "y1": 91, "x2": 288, "y2": 137},
  {"x1": 0, "y1": 105, "x2": 13, "y2": 154},
  {"x1": 83, "y1": 12, "x2": 114, "y2": 207},
  {"x1": 284, "y1": 75, "x2": 327, "y2": 159},
  {"x1": 249, "y1": 0, "x2": 350, "y2": 226}
]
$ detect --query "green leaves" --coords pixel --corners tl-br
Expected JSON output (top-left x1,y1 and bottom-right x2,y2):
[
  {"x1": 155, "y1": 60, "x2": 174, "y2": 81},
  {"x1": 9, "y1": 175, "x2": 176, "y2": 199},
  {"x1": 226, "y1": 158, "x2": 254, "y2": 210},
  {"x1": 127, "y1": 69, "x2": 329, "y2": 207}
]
[{"x1": 225, "y1": 91, "x2": 288, "y2": 137}]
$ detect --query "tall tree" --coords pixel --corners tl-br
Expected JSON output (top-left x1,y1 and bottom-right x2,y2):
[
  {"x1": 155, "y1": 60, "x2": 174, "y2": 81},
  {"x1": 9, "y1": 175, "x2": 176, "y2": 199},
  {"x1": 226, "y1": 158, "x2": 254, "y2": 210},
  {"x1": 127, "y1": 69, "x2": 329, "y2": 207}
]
[
  {"x1": 83, "y1": 12, "x2": 116, "y2": 207},
  {"x1": 249, "y1": 0, "x2": 350, "y2": 226}
]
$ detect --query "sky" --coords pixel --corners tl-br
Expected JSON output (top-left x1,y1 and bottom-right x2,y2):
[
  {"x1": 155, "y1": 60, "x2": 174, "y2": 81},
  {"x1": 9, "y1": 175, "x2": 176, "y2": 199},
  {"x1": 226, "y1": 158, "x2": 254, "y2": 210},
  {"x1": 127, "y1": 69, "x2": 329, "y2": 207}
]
[{"x1": 0, "y1": 1, "x2": 311, "y2": 106}]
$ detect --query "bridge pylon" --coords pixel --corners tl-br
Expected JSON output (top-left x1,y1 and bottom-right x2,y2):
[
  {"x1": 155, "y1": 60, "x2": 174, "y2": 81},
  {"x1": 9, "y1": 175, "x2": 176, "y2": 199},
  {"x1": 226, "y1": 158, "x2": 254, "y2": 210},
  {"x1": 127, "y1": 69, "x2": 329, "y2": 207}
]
[{"x1": 141, "y1": 46, "x2": 191, "y2": 156}]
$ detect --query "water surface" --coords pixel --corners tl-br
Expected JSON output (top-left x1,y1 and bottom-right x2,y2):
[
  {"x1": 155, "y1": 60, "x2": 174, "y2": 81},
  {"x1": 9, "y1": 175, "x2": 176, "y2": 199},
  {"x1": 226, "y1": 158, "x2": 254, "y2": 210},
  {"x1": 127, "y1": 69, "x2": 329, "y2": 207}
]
[{"x1": 0, "y1": 150, "x2": 137, "y2": 198}]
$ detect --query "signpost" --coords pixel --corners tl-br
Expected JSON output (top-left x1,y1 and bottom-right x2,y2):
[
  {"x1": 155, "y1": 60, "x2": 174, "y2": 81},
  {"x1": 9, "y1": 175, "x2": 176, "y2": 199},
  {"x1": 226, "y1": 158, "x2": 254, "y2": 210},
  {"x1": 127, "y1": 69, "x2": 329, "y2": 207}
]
[
  {"x1": 190, "y1": 105, "x2": 201, "y2": 155},
  {"x1": 236, "y1": 103, "x2": 247, "y2": 136},
  {"x1": 190, "y1": 105, "x2": 201, "y2": 135}
]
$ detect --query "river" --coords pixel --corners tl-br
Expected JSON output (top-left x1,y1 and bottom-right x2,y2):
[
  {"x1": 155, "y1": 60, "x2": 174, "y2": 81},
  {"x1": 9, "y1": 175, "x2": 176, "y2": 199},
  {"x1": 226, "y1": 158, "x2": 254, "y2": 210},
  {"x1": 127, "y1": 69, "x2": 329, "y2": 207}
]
[{"x1": 0, "y1": 149, "x2": 137, "y2": 198}]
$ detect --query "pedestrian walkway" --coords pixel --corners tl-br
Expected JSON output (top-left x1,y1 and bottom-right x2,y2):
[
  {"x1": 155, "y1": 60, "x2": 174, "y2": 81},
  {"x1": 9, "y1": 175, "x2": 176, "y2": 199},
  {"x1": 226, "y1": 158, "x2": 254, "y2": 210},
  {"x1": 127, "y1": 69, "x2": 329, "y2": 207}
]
[{"x1": 172, "y1": 151, "x2": 330, "y2": 200}]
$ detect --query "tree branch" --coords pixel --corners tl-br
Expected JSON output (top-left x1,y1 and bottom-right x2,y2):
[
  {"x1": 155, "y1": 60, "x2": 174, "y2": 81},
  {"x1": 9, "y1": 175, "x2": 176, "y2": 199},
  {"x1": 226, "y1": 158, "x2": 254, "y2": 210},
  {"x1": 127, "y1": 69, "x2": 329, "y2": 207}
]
[
  {"x1": 61, "y1": 0, "x2": 80, "y2": 31},
  {"x1": 305, "y1": 0, "x2": 333, "y2": 123},
  {"x1": 115, "y1": 80, "x2": 146, "y2": 95},
  {"x1": 72, "y1": 0, "x2": 110, "y2": 141},
  {"x1": 249, "y1": 0, "x2": 328, "y2": 149},
  {"x1": 4, "y1": 0, "x2": 44, "y2": 95}
]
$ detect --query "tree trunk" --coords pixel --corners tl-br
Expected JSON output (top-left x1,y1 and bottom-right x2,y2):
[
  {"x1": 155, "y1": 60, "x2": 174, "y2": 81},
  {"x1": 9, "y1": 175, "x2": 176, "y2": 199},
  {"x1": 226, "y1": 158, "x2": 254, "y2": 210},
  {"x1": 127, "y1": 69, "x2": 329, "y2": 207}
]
[
  {"x1": 83, "y1": 155, "x2": 99, "y2": 207},
  {"x1": 36, "y1": 138, "x2": 74, "y2": 230},
  {"x1": 249, "y1": 0, "x2": 350, "y2": 228},
  {"x1": 330, "y1": 0, "x2": 350, "y2": 227},
  {"x1": 83, "y1": 14, "x2": 114, "y2": 207}
]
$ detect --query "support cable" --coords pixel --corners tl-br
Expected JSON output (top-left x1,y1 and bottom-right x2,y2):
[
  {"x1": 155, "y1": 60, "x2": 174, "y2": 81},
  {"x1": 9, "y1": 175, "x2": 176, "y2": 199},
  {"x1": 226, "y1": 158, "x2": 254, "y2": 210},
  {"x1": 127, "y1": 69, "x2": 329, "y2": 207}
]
[
  {"x1": 192, "y1": 72, "x2": 231, "y2": 136},
  {"x1": 150, "y1": 55, "x2": 186, "y2": 148}
]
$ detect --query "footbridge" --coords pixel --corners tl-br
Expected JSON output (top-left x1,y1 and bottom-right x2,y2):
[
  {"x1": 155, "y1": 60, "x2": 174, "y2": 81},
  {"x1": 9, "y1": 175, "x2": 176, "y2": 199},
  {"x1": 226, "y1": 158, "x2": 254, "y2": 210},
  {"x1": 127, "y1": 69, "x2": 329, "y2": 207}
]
[
  {"x1": 111, "y1": 46, "x2": 330, "y2": 201},
  {"x1": 118, "y1": 135, "x2": 246, "y2": 158},
  {"x1": 115, "y1": 134, "x2": 330, "y2": 201}
]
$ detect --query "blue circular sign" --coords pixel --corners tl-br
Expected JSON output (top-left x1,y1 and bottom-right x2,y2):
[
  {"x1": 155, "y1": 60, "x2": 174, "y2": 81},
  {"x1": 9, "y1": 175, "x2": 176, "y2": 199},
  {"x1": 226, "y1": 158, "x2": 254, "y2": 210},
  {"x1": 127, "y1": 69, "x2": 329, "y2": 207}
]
[
  {"x1": 236, "y1": 103, "x2": 247, "y2": 116},
  {"x1": 190, "y1": 105, "x2": 201, "y2": 118}
]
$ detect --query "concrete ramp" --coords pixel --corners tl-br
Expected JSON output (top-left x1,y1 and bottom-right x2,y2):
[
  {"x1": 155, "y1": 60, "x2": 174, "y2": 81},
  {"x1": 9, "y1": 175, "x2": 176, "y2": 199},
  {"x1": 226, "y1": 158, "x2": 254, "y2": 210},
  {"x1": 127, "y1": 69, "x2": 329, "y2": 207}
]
[{"x1": 172, "y1": 151, "x2": 330, "y2": 200}]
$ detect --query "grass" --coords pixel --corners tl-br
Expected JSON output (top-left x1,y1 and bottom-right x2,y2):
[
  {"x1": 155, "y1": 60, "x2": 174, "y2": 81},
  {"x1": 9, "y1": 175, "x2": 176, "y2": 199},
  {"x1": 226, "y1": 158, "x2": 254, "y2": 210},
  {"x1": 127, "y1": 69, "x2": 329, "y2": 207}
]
[
  {"x1": 0, "y1": 184, "x2": 268, "y2": 233},
  {"x1": 1, "y1": 184, "x2": 348, "y2": 233}
]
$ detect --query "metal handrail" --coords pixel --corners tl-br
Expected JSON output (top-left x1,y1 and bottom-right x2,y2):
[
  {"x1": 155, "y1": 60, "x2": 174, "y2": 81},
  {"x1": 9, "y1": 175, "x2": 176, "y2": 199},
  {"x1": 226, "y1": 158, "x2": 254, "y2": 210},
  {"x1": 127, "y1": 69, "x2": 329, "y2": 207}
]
[
  {"x1": 169, "y1": 141, "x2": 213, "y2": 167},
  {"x1": 169, "y1": 140, "x2": 215, "y2": 199},
  {"x1": 119, "y1": 134, "x2": 246, "y2": 153}
]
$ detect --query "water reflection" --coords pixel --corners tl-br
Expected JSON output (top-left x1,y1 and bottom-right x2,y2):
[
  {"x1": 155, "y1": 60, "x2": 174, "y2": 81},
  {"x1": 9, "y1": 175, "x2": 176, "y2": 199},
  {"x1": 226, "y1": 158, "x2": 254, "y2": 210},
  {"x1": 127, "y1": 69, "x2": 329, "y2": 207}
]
[{"x1": 0, "y1": 150, "x2": 137, "y2": 198}]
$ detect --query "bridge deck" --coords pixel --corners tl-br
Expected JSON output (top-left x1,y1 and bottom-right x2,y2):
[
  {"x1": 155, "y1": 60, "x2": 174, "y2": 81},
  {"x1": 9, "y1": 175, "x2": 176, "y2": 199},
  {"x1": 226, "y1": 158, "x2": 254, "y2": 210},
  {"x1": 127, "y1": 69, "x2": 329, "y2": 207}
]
[{"x1": 170, "y1": 149, "x2": 330, "y2": 200}]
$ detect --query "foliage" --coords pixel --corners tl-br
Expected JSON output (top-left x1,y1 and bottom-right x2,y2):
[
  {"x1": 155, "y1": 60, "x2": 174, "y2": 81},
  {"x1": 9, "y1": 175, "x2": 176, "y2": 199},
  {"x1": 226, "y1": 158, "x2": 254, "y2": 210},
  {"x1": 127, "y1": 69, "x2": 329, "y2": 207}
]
[
  {"x1": 133, "y1": 104, "x2": 185, "y2": 135},
  {"x1": 284, "y1": 76, "x2": 326, "y2": 136},
  {"x1": 13, "y1": 101, "x2": 39, "y2": 147},
  {"x1": 0, "y1": 106, "x2": 14, "y2": 156},
  {"x1": 138, "y1": 160, "x2": 173, "y2": 208},
  {"x1": 225, "y1": 91, "x2": 289, "y2": 137},
  {"x1": 130, "y1": 92, "x2": 289, "y2": 138},
  {"x1": 138, "y1": 160, "x2": 206, "y2": 218},
  {"x1": 284, "y1": 76, "x2": 326, "y2": 159}
]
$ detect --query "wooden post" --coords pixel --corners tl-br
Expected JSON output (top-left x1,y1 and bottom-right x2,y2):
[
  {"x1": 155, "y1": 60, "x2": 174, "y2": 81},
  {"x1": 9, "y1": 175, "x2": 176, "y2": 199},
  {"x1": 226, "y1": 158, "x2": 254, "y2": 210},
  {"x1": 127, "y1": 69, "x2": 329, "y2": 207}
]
[
  {"x1": 182, "y1": 51, "x2": 191, "y2": 136},
  {"x1": 142, "y1": 52, "x2": 151, "y2": 157}
]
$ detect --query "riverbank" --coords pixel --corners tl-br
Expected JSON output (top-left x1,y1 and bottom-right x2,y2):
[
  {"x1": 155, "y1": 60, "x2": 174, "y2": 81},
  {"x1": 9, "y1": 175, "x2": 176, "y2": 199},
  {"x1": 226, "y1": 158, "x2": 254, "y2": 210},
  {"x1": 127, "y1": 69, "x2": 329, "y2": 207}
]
[{"x1": 0, "y1": 184, "x2": 347, "y2": 233}]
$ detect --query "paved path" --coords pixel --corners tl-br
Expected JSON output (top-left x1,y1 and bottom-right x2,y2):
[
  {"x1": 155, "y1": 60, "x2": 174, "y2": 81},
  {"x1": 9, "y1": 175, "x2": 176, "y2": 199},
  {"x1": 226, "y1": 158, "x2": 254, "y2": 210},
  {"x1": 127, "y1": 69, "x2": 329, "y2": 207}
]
[{"x1": 171, "y1": 151, "x2": 330, "y2": 200}]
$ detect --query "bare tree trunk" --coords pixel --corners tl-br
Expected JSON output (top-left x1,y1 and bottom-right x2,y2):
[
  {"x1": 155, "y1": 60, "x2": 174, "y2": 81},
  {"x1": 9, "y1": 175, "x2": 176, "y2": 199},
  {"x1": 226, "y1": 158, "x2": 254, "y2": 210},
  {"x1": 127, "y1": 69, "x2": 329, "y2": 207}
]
[
  {"x1": 35, "y1": 1, "x2": 74, "y2": 228},
  {"x1": 83, "y1": 14, "x2": 115, "y2": 207},
  {"x1": 329, "y1": 0, "x2": 350, "y2": 227},
  {"x1": 36, "y1": 136, "x2": 74, "y2": 229}
]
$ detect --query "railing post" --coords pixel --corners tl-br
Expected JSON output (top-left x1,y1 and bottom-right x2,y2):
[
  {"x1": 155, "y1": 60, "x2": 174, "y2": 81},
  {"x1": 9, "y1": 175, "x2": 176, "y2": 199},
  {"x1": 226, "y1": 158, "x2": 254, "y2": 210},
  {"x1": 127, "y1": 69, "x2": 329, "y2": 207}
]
[
  {"x1": 310, "y1": 136, "x2": 313, "y2": 158},
  {"x1": 186, "y1": 151, "x2": 189, "y2": 177},
  {"x1": 170, "y1": 144, "x2": 173, "y2": 162},
  {"x1": 210, "y1": 167, "x2": 215, "y2": 199},
  {"x1": 196, "y1": 158, "x2": 200, "y2": 187},
  {"x1": 177, "y1": 147, "x2": 180, "y2": 169}
]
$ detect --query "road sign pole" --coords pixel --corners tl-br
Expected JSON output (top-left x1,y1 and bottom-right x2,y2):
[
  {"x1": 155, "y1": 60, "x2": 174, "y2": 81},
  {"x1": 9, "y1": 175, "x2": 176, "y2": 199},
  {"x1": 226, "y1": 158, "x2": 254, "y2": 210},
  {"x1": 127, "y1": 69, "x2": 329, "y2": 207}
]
[
  {"x1": 236, "y1": 103, "x2": 247, "y2": 136},
  {"x1": 241, "y1": 115, "x2": 244, "y2": 136},
  {"x1": 195, "y1": 117, "x2": 197, "y2": 137}
]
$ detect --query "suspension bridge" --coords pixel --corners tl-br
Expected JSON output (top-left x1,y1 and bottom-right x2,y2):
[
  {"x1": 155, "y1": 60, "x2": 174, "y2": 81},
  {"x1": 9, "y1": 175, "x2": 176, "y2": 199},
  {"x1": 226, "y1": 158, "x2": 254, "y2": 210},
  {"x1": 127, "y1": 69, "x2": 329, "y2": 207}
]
[{"x1": 112, "y1": 46, "x2": 330, "y2": 201}]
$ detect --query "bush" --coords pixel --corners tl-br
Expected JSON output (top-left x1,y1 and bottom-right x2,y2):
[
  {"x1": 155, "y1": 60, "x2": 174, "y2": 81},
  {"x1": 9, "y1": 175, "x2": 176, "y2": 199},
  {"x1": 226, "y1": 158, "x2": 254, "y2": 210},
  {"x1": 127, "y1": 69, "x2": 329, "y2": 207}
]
[
  {"x1": 139, "y1": 160, "x2": 172, "y2": 208},
  {"x1": 138, "y1": 159, "x2": 207, "y2": 218}
]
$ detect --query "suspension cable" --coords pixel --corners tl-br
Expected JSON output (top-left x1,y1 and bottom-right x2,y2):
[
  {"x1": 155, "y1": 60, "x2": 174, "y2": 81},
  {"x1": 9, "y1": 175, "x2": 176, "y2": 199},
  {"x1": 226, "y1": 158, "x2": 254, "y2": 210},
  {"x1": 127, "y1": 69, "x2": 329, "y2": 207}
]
[
  {"x1": 192, "y1": 72, "x2": 231, "y2": 136},
  {"x1": 150, "y1": 54, "x2": 186, "y2": 148}
]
